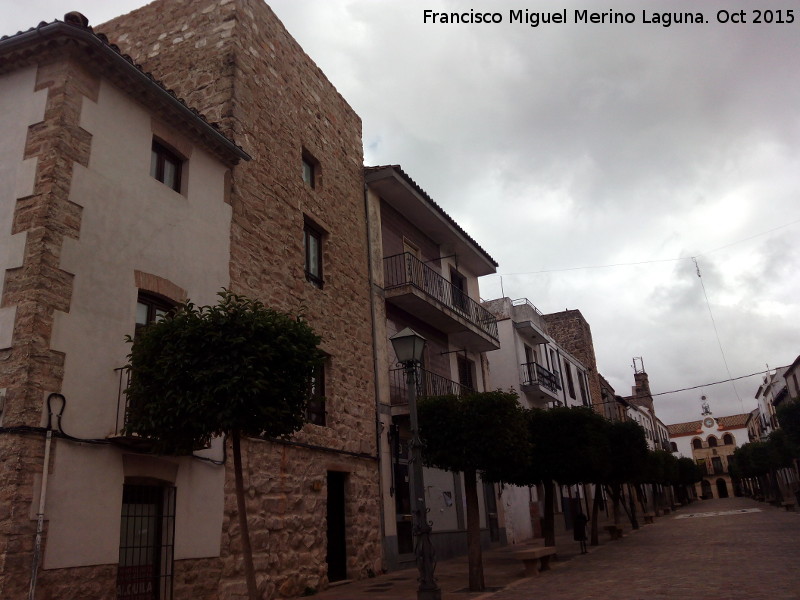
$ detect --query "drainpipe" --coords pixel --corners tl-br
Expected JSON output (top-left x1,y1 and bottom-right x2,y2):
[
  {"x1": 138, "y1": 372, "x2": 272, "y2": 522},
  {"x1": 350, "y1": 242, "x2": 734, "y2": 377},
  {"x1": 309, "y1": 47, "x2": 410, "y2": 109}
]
[
  {"x1": 29, "y1": 393, "x2": 65, "y2": 600},
  {"x1": 364, "y1": 181, "x2": 388, "y2": 570}
]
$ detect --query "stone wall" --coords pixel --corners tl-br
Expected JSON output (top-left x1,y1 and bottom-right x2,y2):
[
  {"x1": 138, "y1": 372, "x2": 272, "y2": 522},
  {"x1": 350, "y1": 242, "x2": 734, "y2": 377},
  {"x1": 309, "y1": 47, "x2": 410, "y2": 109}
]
[
  {"x1": 542, "y1": 310, "x2": 603, "y2": 413},
  {"x1": 0, "y1": 52, "x2": 94, "y2": 599},
  {"x1": 100, "y1": 0, "x2": 381, "y2": 597}
]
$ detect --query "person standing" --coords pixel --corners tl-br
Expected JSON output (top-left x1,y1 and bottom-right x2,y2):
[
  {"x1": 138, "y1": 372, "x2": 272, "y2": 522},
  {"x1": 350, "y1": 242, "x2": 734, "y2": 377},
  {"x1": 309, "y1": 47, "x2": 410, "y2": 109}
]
[{"x1": 573, "y1": 511, "x2": 589, "y2": 554}]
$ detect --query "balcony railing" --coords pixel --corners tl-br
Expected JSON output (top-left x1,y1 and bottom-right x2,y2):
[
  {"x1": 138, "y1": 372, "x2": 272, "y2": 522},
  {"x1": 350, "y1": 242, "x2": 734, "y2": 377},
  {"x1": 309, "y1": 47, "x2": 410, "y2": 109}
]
[
  {"x1": 520, "y1": 361, "x2": 560, "y2": 393},
  {"x1": 383, "y1": 253, "x2": 499, "y2": 341},
  {"x1": 389, "y1": 366, "x2": 472, "y2": 406},
  {"x1": 114, "y1": 366, "x2": 131, "y2": 436}
]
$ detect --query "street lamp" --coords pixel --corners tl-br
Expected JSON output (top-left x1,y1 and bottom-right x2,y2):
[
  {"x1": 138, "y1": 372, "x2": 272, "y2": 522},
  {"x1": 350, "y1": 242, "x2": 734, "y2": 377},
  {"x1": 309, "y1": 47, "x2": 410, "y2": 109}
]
[{"x1": 389, "y1": 328, "x2": 441, "y2": 600}]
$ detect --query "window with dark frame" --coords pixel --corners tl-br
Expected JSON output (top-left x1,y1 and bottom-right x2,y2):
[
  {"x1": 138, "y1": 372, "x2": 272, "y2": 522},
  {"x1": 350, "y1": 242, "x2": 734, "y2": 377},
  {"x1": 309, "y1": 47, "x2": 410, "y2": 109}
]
[
  {"x1": 303, "y1": 221, "x2": 324, "y2": 288},
  {"x1": 563, "y1": 360, "x2": 576, "y2": 399},
  {"x1": 302, "y1": 150, "x2": 320, "y2": 189},
  {"x1": 457, "y1": 355, "x2": 474, "y2": 391},
  {"x1": 117, "y1": 482, "x2": 176, "y2": 600},
  {"x1": 135, "y1": 293, "x2": 176, "y2": 338},
  {"x1": 302, "y1": 158, "x2": 315, "y2": 188},
  {"x1": 449, "y1": 268, "x2": 468, "y2": 312},
  {"x1": 150, "y1": 140, "x2": 182, "y2": 192},
  {"x1": 127, "y1": 293, "x2": 178, "y2": 432},
  {"x1": 578, "y1": 371, "x2": 588, "y2": 406},
  {"x1": 307, "y1": 360, "x2": 327, "y2": 426}
]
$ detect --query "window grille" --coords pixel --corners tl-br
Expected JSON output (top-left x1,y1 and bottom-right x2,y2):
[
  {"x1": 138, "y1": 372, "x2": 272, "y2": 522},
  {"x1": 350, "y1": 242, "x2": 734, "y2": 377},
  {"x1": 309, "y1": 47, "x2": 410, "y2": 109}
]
[{"x1": 117, "y1": 483, "x2": 176, "y2": 600}]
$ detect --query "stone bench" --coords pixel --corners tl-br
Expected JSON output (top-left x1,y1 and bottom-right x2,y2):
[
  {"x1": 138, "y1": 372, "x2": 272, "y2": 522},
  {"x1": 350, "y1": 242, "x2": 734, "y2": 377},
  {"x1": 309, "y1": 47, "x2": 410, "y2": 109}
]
[
  {"x1": 643, "y1": 513, "x2": 655, "y2": 524},
  {"x1": 514, "y1": 546, "x2": 557, "y2": 576},
  {"x1": 604, "y1": 525, "x2": 623, "y2": 540},
  {"x1": 782, "y1": 502, "x2": 796, "y2": 512}
]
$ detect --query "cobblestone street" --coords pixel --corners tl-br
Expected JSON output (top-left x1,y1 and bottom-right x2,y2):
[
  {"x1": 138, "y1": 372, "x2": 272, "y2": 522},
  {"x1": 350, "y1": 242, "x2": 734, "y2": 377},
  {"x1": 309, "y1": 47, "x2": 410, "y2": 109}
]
[
  {"x1": 314, "y1": 497, "x2": 800, "y2": 600},
  {"x1": 489, "y1": 497, "x2": 800, "y2": 600}
]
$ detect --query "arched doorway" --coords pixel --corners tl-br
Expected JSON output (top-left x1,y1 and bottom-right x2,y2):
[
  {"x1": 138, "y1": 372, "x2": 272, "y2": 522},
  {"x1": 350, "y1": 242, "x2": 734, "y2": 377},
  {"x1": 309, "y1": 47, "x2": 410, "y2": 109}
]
[
  {"x1": 716, "y1": 478, "x2": 729, "y2": 498},
  {"x1": 701, "y1": 479, "x2": 713, "y2": 499}
]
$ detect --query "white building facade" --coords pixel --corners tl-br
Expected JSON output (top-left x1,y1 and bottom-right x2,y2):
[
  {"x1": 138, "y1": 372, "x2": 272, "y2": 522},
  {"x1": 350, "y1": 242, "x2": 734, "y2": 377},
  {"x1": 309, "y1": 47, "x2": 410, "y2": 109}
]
[{"x1": 482, "y1": 297, "x2": 595, "y2": 545}]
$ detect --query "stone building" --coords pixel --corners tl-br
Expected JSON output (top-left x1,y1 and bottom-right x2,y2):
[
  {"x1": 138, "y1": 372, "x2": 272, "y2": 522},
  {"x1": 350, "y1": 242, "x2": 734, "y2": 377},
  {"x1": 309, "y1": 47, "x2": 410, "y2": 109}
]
[
  {"x1": 541, "y1": 309, "x2": 602, "y2": 413},
  {"x1": 483, "y1": 298, "x2": 594, "y2": 413},
  {"x1": 364, "y1": 165, "x2": 504, "y2": 570},
  {"x1": 598, "y1": 374, "x2": 628, "y2": 422},
  {"x1": 624, "y1": 368, "x2": 671, "y2": 453},
  {"x1": 1, "y1": 0, "x2": 381, "y2": 598}
]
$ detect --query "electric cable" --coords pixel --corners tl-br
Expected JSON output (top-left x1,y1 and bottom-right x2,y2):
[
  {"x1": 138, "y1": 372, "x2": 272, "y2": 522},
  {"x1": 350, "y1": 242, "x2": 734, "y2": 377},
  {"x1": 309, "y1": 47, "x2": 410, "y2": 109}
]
[
  {"x1": 485, "y1": 215, "x2": 800, "y2": 278},
  {"x1": 692, "y1": 257, "x2": 743, "y2": 411}
]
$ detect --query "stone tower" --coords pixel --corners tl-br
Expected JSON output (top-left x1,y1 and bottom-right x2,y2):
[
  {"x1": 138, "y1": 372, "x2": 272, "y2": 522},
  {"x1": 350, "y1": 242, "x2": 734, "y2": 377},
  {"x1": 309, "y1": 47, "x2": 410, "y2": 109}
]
[{"x1": 542, "y1": 309, "x2": 603, "y2": 413}]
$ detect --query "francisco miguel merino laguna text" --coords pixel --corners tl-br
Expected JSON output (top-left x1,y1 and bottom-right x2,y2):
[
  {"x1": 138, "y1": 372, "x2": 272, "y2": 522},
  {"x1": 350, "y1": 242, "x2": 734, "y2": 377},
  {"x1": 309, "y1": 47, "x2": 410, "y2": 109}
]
[{"x1": 422, "y1": 9, "x2": 790, "y2": 27}]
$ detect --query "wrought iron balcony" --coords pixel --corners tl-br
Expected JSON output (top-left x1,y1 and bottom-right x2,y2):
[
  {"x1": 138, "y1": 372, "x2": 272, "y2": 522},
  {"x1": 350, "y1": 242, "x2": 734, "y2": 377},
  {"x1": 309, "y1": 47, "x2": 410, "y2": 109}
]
[
  {"x1": 114, "y1": 366, "x2": 131, "y2": 436},
  {"x1": 109, "y1": 366, "x2": 159, "y2": 451},
  {"x1": 520, "y1": 361, "x2": 560, "y2": 392},
  {"x1": 389, "y1": 366, "x2": 472, "y2": 406},
  {"x1": 383, "y1": 253, "x2": 499, "y2": 351}
]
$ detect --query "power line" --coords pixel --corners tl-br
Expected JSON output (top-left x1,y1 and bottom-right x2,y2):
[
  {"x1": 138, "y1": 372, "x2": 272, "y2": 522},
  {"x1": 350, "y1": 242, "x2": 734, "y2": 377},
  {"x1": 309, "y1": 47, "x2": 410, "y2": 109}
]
[
  {"x1": 692, "y1": 258, "x2": 743, "y2": 410},
  {"x1": 485, "y1": 215, "x2": 800, "y2": 278},
  {"x1": 497, "y1": 256, "x2": 685, "y2": 277},
  {"x1": 641, "y1": 366, "x2": 787, "y2": 400}
]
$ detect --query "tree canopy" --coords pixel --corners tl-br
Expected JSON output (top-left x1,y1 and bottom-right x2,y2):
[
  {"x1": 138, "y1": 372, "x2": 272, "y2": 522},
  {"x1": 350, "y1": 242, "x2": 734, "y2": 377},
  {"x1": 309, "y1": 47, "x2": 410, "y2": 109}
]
[
  {"x1": 527, "y1": 406, "x2": 611, "y2": 486},
  {"x1": 125, "y1": 290, "x2": 323, "y2": 453},
  {"x1": 776, "y1": 398, "x2": 800, "y2": 452},
  {"x1": 125, "y1": 290, "x2": 323, "y2": 600},
  {"x1": 604, "y1": 420, "x2": 649, "y2": 485},
  {"x1": 418, "y1": 390, "x2": 530, "y2": 483}
]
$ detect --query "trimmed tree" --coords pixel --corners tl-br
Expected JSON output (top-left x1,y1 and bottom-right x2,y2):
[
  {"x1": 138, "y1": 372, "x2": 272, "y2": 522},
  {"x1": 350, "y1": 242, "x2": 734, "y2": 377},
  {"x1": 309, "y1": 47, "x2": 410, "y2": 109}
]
[
  {"x1": 527, "y1": 406, "x2": 610, "y2": 547},
  {"x1": 777, "y1": 398, "x2": 800, "y2": 450},
  {"x1": 676, "y1": 457, "x2": 702, "y2": 503},
  {"x1": 418, "y1": 390, "x2": 530, "y2": 592},
  {"x1": 125, "y1": 290, "x2": 322, "y2": 600},
  {"x1": 603, "y1": 420, "x2": 648, "y2": 528}
]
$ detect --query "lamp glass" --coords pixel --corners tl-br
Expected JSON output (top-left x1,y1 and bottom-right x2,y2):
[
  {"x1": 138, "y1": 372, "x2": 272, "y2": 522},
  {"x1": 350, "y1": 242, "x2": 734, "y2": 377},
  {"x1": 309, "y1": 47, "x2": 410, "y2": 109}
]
[{"x1": 390, "y1": 327, "x2": 426, "y2": 364}]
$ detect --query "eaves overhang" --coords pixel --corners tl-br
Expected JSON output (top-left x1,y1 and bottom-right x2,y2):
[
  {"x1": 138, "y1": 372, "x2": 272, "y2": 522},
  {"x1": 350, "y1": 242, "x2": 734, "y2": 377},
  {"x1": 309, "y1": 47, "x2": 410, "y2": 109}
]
[
  {"x1": 365, "y1": 165, "x2": 498, "y2": 277},
  {"x1": 0, "y1": 19, "x2": 251, "y2": 166}
]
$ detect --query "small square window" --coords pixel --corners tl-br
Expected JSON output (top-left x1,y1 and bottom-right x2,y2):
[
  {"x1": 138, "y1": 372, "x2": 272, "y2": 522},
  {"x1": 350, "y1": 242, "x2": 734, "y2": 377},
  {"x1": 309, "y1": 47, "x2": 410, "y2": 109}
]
[
  {"x1": 307, "y1": 361, "x2": 326, "y2": 426},
  {"x1": 303, "y1": 221, "x2": 324, "y2": 288},
  {"x1": 150, "y1": 140, "x2": 183, "y2": 192},
  {"x1": 135, "y1": 292, "x2": 176, "y2": 337}
]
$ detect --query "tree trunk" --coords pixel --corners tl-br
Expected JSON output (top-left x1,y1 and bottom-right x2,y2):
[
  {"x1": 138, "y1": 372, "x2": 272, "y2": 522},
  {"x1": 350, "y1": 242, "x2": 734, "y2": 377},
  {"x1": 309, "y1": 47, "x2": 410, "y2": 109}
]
[
  {"x1": 232, "y1": 430, "x2": 259, "y2": 600},
  {"x1": 651, "y1": 483, "x2": 659, "y2": 514},
  {"x1": 608, "y1": 484, "x2": 621, "y2": 525},
  {"x1": 627, "y1": 484, "x2": 639, "y2": 529},
  {"x1": 636, "y1": 484, "x2": 647, "y2": 514},
  {"x1": 590, "y1": 484, "x2": 601, "y2": 546},
  {"x1": 542, "y1": 479, "x2": 555, "y2": 547},
  {"x1": 770, "y1": 469, "x2": 784, "y2": 502},
  {"x1": 463, "y1": 469, "x2": 484, "y2": 592}
]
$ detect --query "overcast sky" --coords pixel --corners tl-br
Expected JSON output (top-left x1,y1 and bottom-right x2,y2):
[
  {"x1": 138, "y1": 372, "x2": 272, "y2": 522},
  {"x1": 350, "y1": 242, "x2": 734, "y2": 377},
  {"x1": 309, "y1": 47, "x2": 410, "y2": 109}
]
[{"x1": 5, "y1": 1, "x2": 799, "y2": 425}]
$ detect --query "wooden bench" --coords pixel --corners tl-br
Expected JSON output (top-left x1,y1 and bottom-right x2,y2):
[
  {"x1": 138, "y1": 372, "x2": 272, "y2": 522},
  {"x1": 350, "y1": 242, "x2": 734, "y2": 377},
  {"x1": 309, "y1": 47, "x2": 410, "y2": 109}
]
[
  {"x1": 661, "y1": 507, "x2": 671, "y2": 515},
  {"x1": 514, "y1": 546, "x2": 557, "y2": 576},
  {"x1": 782, "y1": 502, "x2": 796, "y2": 512},
  {"x1": 604, "y1": 525, "x2": 623, "y2": 540},
  {"x1": 643, "y1": 513, "x2": 655, "y2": 524}
]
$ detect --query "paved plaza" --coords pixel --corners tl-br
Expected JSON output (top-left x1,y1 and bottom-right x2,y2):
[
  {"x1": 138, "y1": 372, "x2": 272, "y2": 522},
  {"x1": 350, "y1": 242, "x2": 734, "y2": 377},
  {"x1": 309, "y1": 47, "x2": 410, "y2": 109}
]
[{"x1": 313, "y1": 497, "x2": 800, "y2": 600}]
